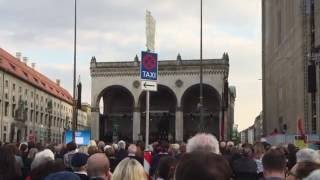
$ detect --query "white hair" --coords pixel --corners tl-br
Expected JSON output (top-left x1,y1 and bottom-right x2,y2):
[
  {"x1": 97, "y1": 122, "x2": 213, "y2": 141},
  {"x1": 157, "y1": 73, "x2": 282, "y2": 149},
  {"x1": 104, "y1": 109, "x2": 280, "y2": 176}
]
[
  {"x1": 296, "y1": 148, "x2": 319, "y2": 163},
  {"x1": 112, "y1": 143, "x2": 119, "y2": 151},
  {"x1": 186, "y1": 133, "x2": 220, "y2": 154},
  {"x1": 89, "y1": 140, "x2": 97, "y2": 147},
  {"x1": 31, "y1": 149, "x2": 55, "y2": 170},
  {"x1": 118, "y1": 140, "x2": 126, "y2": 150},
  {"x1": 104, "y1": 145, "x2": 112, "y2": 152}
]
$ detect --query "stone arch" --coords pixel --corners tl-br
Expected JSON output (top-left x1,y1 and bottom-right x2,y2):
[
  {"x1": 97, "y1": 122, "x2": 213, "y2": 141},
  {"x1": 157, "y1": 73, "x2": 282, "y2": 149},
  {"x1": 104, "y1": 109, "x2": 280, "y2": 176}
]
[
  {"x1": 138, "y1": 84, "x2": 178, "y2": 142},
  {"x1": 181, "y1": 83, "x2": 221, "y2": 140},
  {"x1": 97, "y1": 85, "x2": 135, "y2": 142}
]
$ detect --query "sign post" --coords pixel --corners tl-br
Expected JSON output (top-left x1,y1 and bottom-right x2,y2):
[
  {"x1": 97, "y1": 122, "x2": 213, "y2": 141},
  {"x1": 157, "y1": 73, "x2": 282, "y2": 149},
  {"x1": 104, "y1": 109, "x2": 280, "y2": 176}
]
[{"x1": 140, "y1": 51, "x2": 158, "y2": 149}]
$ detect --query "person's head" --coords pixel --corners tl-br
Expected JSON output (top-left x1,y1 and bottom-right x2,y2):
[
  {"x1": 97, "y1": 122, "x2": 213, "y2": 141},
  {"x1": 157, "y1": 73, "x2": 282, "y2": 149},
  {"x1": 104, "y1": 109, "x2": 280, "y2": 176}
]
[
  {"x1": 287, "y1": 143, "x2": 297, "y2": 154},
  {"x1": 112, "y1": 158, "x2": 147, "y2": 180},
  {"x1": 304, "y1": 169, "x2": 320, "y2": 180},
  {"x1": 186, "y1": 133, "x2": 220, "y2": 154},
  {"x1": 174, "y1": 151, "x2": 232, "y2": 180},
  {"x1": 89, "y1": 140, "x2": 97, "y2": 147},
  {"x1": 71, "y1": 153, "x2": 89, "y2": 172},
  {"x1": 156, "y1": 156, "x2": 177, "y2": 180},
  {"x1": 19, "y1": 143, "x2": 28, "y2": 153},
  {"x1": 253, "y1": 142, "x2": 265, "y2": 158},
  {"x1": 31, "y1": 149, "x2": 55, "y2": 170},
  {"x1": 128, "y1": 144, "x2": 137, "y2": 155},
  {"x1": 87, "y1": 153, "x2": 110, "y2": 179},
  {"x1": 262, "y1": 149, "x2": 287, "y2": 178},
  {"x1": 179, "y1": 143, "x2": 186, "y2": 154},
  {"x1": 27, "y1": 148, "x2": 38, "y2": 159},
  {"x1": 0, "y1": 146, "x2": 22, "y2": 179},
  {"x1": 88, "y1": 145, "x2": 100, "y2": 156},
  {"x1": 66, "y1": 141, "x2": 77, "y2": 152},
  {"x1": 31, "y1": 159, "x2": 65, "y2": 180},
  {"x1": 78, "y1": 146, "x2": 88, "y2": 154},
  {"x1": 118, "y1": 140, "x2": 126, "y2": 150},
  {"x1": 98, "y1": 141, "x2": 106, "y2": 152},
  {"x1": 104, "y1": 145, "x2": 115, "y2": 157},
  {"x1": 242, "y1": 146, "x2": 253, "y2": 158},
  {"x1": 112, "y1": 143, "x2": 119, "y2": 151}
]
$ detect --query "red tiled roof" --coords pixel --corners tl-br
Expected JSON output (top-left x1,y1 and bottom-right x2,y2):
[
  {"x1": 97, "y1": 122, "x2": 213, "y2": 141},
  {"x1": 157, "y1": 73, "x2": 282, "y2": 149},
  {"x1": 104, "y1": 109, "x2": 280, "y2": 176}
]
[{"x1": 0, "y1": 48, "x2": 73, "y2": 104}]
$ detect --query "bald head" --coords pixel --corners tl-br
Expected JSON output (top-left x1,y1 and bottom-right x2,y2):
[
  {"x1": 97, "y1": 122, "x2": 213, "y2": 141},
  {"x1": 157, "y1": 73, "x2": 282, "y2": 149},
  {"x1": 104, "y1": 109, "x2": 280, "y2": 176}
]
[{"x1": 87, "y1": 153, "x2": 110, "y2": 178}]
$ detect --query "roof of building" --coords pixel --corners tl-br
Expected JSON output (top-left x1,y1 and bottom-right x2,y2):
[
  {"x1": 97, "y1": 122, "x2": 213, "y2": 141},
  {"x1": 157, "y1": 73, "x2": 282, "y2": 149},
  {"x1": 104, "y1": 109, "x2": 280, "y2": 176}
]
[{"x1": 0, "y1": 48, "x2": 73, "y2": 104}]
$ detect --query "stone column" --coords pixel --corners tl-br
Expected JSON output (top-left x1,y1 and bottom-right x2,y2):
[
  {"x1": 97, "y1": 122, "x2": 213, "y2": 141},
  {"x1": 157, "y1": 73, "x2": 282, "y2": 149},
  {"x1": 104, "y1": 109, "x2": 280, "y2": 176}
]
[
  {"x1": 132, "y1": 106, "x2": 140, "y2": 142},
  {"x1": 91, "y1": 107, "x2": 100, "y2": 140},
  {"x1": 175, "y1": 106, "x2": 183, "y2": 142}
]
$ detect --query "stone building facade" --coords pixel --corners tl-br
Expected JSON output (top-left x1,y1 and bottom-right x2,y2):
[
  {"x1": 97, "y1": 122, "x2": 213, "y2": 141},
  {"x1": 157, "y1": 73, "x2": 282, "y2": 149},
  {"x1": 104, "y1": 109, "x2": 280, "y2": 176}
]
[
  {"x1": 0, "y1": 48, "x2": 89, "y2": 143},
  {"x1": 90, "y1": 53, "x2": 236, "y2": 142},
  {"x1": 262, "y1": 0, "x2": 320, "y2": 135}
]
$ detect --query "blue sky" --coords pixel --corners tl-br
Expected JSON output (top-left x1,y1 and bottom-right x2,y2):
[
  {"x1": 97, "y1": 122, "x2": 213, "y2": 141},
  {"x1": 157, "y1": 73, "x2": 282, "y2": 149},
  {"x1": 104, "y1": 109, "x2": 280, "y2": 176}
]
[{"x1": 0, "y1": 0, "x2": 261, "y2": 131}]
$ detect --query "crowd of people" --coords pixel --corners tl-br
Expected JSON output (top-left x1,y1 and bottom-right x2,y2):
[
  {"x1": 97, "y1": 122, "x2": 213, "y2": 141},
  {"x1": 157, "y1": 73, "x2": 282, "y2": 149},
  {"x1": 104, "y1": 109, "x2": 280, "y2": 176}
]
[{"x1": 0, "y1": 133, "x2": 320, "y2": 180}]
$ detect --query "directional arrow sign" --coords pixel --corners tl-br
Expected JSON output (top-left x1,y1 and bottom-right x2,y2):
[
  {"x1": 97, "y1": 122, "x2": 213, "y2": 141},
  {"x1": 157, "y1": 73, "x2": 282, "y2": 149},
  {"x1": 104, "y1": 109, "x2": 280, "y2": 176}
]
[{"x1": 141, "y1": 80, "x2": 157, "y2": 91}]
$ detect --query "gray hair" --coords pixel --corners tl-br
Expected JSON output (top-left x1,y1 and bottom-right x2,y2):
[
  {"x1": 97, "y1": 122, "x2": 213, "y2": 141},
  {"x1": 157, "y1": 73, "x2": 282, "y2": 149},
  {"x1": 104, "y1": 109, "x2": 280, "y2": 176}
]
[
  {"x1": 118, "y1": 140, "x2": 126, "y2": 150},
  {"x1": 31, "y1": 149, "x2": 55, "y2": 170},
  {"x1": 186, "y1": 133, "x2": 220, "y2": 154}
]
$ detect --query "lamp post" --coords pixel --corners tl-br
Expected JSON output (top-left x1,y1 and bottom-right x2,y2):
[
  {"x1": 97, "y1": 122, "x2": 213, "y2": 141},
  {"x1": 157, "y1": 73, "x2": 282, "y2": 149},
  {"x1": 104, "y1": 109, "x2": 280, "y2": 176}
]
[
  {"x1": 72, "y1": 0, "x2": 78, "y2": 141},
  {"x1": 199, "y1": 0, "x2": 204, "y2": 132}
]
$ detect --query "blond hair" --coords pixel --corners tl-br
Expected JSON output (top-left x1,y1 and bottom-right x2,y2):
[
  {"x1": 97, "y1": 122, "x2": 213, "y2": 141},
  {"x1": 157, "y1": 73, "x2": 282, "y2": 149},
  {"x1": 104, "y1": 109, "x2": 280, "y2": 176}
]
[{"x1": 112, "y1": 158, "x2": 147, "y2": 180}]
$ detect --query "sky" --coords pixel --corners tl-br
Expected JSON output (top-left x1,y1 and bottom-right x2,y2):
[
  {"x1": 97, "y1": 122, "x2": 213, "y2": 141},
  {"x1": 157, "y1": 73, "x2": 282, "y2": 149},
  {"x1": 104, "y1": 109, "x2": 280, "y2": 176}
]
[{"x1": 0, "y1": 0, "x2": 262, "y2": 131}]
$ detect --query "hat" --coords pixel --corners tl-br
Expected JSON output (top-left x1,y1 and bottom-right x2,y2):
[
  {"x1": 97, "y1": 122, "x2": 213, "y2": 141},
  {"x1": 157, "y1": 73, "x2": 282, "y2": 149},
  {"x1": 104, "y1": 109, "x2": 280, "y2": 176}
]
[
  {"x1": 45, "y1": 171, "x2": 80, "y2": 180},
  {"x1": 71, "y1": 153, "x2": 89, "y2": 167}
]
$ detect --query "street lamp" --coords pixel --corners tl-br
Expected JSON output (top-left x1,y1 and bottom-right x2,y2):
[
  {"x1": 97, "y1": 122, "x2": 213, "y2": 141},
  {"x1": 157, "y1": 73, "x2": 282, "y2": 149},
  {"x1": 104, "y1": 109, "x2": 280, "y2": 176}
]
[{"x1": 199, "y1": 0, "x2": 204, "y2": 132}]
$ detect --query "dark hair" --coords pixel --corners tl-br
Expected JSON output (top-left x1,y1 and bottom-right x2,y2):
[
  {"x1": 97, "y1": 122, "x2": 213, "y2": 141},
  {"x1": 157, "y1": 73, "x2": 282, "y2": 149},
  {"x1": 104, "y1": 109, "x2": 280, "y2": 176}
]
[
  {"x1": 66, "y1": 141, "x2": 77, "y2": 152},
  {"x1": 156, "y1": 156, "x2": 177, "y2": 180},
  {"x1": 262, "y1": 149, "x2": 286, "y2": 172},
  {"x1": 0, "y1": 146, "x2": 22, "y2": 180},
  {"x1": 174, "y1": 151, "x2": 232, "y2": 180},
  {"x1": 296, "y1": 162, "x2": 320, "y2": 179},
  {"x1": 30, "y1": 159, "x2": 65, "y2": 180}
]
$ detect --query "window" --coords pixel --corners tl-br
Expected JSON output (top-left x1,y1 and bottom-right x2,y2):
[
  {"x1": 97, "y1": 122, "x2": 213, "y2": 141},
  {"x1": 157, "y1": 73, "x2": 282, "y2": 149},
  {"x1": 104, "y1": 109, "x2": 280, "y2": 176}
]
[
  {"x1": 19, "y1": 86, "x2": 22, "y2": 93},
  {"x1": 40, "y1": 113, "x2": 43, "y2": 124},
  {"x1": 3, "y1": 126, "x2": 6, "y2": 131},
  {"x1": 31, "y1": 92, "x2": 33, "y2": 98},
  {"x1": 3, "y1": 133, "x2": 6, "y2": 142},
  {"x1": 12, "y1": 83, "x2": 15, "y2": 91},
  {"x1": 23, "y1": 71, "x2": 28, "y2": 78},
  {"x1": 35, "y1": 112, "x2": 38, "y2": 123},
  {"x1": 30, "y1": 110, "x2": 33, "y2": 122},
  {"x1": 277, "y1": 10, "x2": 282, "y2": 45},
  {"x1": 5, "y1": 80, "x2": 8, "y2": 87},
  {"x1": 5, "y1": 93, "x2": 8, "y2": 99},
  {"x1": 12, "y1": 104, "x2": 16, "y2": 117},
  {"x1": 25, "y1": 89, "x2": 28, "y2": 96},
  {"x1": 12, "y1": 96, "x2": 15, "y2": 102},
  {"x1": 4, "y1": 102, "x2": 8, "y2": 116}
]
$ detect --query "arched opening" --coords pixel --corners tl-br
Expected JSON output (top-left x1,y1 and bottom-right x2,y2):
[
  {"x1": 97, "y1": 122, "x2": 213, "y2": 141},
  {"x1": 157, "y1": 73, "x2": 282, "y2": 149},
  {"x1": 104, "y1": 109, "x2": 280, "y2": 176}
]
[
  {"x1": 181, "y1": 84, "x2": 221, "y2": 141},
  {"x1": 97, "y1": 86, "x2": 134, "y2": 143},
  {"x1": 139, "y1": 85, "x2": 177, "y2": 142}
]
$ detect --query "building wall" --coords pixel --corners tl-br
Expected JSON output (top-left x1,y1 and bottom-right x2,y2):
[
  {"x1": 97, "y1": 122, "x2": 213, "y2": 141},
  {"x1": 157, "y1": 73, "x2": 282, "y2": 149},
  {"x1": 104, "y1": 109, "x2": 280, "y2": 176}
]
[
  {"x1": 0, "y1": 69, "x2": 94, "y2": 143},
  {"x1": 91, "y1": 57, "x2": 233, "y2": 141},
  {"x1": 262, "y1": 0, "x2": 308, "y2": 135}
]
